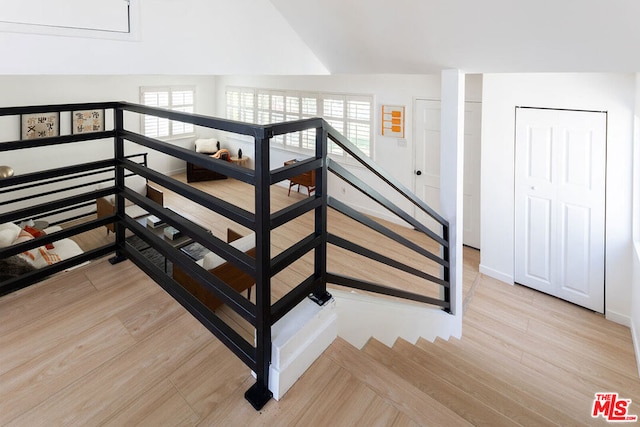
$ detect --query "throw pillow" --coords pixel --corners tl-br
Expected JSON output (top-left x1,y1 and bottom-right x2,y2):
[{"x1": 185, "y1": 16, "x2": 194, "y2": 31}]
[
  {"x1": 195, "y1": 138, "x2": 219, "y2": 154},
  {"x1": 0, "y1": 222, "x2": 21, "y2": 248},
  {"x1": 23, "y1": 225, "x2": 55, "y2": 249}
]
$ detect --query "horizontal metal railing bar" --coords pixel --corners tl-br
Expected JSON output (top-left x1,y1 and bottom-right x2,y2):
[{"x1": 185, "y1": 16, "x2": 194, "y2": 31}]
[
  {"x1": 328, "y1": 197, "x2": 449, "y2": 268},
  {"x1": 269, "y1": 158, "x2": 322, "y2": 186},
  {"x1": 270, "y1": 275, "x2": 323, "y2": 325},
  {"x1": 123, "y1": 189, "x2": 257, "y2": 278},
  {"x1": 0, "y1": 168, "x2": 114, "y2": 199},
  {"x1": 0, "y1": 159, "x2": 115, "y2": 190},
  {"x1": 28, "y1": 201, "x2": 98, "y2": 226},
  {"x1": 121, "y1": 130, "x2": 256, "y2": 185},
  {"x1": 329, "y1": 159, "x2": 447, "y2": 248},
  {"x1": 49, "y1": 209, "x2": 98, "y2": 227},
  {"x1": 268, "y1": 117, "x2": 324, "y2": 136},
  {"x1": 0, "y1": 243, "x2": 115, "y2": 297},
  {"x1": 0, "y1": 101, "x2": 119, "y2": 116},
  {"x1": 270, "y1": 234, "x2": 321, "y2": 277},
  {"x1": 270, "y1": 197, "x2": 323, "y2": 230},
  {"x1": 121, "y1": 159, "x2": 255, "y2": 230},
  {"x1": 326, "y1": 272, "x2": 449, "y2": 309},
  {"x1": 0, "y1": 218, "x2": 110, "y2": 258},
  {"x1": 118, "y1": 101, "x2": 270, "y2": 140},
  {"x1": 0, "y1": 175, "x2": 117, "y2": 207},
  {"x1": 0, "y1": 187, "x2": 114, "y2": 225},
  {"x1": 0, "y1": 131, "x2": 115, "y2": 152},
  {"x1": 123, "y1": 216, "x2": 257, "y2": 325},
  {"x1": 122, "y1": 242, "x2": 257, "y2": 370},
  {"x1": 325, "y1": 123, "x2": 448, "y2": 227},
  {"x1": 327, "y1": 233, "x2": 448, "y2": 288},
  {"x1": 0, "y1": 216, "x2": 114, "y2": 259}
]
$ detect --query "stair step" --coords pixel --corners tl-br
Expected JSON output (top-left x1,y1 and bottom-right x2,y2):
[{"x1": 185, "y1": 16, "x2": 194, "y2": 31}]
[
  {"x1": 362, "y1": 338, "x2": 516, "y2": 426},
  {"x1": 324, "y1": 337, "x2": 472, "y2": 426},
  {"x1": 393, "y1": 337, "x2": 563, "y2": 426},
  {"x1": 427, "y1": 337, "x2": 585, "y2": 426}
]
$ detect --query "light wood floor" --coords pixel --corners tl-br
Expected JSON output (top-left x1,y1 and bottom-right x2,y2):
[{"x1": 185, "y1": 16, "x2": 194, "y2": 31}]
[{"x1": 1, "y1": 177, "x2": 638, "y2": 425}]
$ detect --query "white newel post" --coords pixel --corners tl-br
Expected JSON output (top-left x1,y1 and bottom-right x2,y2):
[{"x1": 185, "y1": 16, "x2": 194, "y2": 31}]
[{"x1": 440, "y1": 69, "x2": 465, "y2": 334}]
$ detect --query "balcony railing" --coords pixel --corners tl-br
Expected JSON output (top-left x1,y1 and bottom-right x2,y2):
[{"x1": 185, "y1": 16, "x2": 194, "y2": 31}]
[{"x1": 0, "y1": 101, "x2": 450, "y2": 410}]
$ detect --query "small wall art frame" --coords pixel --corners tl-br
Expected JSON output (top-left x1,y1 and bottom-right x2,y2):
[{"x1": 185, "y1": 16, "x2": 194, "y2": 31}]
[
  {"x1": 381, "y1": 105, "x2": 405, "y2": 138},
  {"x1": 72, "y1": 109, "x2": 105, "y2": 134},
  {"x1": 21, "y1": 112, "x2": 60, "y2": 140}
]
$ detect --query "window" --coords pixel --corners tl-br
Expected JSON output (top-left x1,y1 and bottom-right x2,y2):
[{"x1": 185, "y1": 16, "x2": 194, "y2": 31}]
[
  {"x1": 140, "y1": 86, "x2": 195, "y2": 139},
  {"x1": 226, "y1": 87, "x2": 373, "y2": 158}
]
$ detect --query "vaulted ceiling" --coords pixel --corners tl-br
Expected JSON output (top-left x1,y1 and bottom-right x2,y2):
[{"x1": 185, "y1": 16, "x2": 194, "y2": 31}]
[
  {"x1": 2, "y1": 0, "x2": 639, "y2": 75},
  {"x1": 270, "y1": 0, "x2": 640, "y2": 74}
]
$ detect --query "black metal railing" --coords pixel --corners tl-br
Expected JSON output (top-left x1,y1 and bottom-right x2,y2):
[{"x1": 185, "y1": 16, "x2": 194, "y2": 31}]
[
  {"x1": 0, "y1": 101, "x2": 450, "y2": 411},
  {"x1": 323, "y1": 125, "x2": 451, "y2": 311}
]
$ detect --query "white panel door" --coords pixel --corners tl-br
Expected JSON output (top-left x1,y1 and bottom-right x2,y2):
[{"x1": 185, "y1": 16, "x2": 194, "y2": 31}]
[
  {"x1": 414, "y1": 99, "x2": 482, "y2": 248},
  {"x1": 515, "y1": 108, "x2": 606, "y2": 313}
]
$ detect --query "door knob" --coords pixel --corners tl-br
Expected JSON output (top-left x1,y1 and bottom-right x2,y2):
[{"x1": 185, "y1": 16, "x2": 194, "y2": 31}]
[{"x1": 416, "y1": 170, "x2": 422, "y2": 176}]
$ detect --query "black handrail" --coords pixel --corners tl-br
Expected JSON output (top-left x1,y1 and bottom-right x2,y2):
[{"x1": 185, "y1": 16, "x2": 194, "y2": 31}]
[{"x1": 0, "y1": 101, "x2": 451, "y2": 412}]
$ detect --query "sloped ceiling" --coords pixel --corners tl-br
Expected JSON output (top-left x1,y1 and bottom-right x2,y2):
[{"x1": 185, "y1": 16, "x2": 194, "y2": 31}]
[
  {"x1": 269, "y1": 0, "x2": 640, "y2": 73},
  {"x1": 0, "y1": 0, "x2": 329, "y2": 75}
]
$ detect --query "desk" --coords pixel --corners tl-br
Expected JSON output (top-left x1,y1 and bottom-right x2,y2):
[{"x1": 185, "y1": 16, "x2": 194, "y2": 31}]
[{"x1": 284, "y1": 160, "x2": 316, "y2": 196}]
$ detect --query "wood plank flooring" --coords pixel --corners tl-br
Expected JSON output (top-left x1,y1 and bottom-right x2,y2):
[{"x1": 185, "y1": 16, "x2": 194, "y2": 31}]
[{"x1": 1, "y1": 177, "x2": 638, "y2": 425}]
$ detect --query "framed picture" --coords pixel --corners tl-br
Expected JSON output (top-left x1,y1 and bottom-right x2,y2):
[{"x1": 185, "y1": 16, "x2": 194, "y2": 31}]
[
  {"x1": 21, "y1": 112, "x2": 60, "y2": 140},
  {"x1": 72, "y1": 109, "x2": 105, "y2": 134},
  {"x1": 381, "y1": 105, "x2": 405, "y2": 138}
]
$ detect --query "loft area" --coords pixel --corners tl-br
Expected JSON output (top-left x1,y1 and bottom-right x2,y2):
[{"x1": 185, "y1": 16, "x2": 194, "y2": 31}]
[{"x1": 0, "y1": 101, "x2": 452, "y2": 409}]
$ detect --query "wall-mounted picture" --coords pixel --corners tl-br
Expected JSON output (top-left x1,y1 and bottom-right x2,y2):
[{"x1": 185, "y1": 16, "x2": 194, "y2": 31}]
[
  {"x1": 21, "y1": 112, "x2": 60, "y2": 140},
  {"x1": 72, "y1": 109, "x2": 105, "y2": 134},
  {"x1": 381, "y1": 105, "x2": 405, "y2": 138}
]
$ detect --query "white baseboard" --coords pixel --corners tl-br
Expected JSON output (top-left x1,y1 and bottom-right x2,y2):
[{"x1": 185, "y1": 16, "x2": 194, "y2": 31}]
[
  {"x1": 605, "y1": 310, "x2": 631, "y2": 328},
  {"x1": 166, "y1": 167, "x2": 186, "y2": 177},
  {"x1": 632, "y1": 318, "x2": 640, "y2": 377},
  {"x1": 478, "y1": 264, "x2": 513, "y2": 285}
]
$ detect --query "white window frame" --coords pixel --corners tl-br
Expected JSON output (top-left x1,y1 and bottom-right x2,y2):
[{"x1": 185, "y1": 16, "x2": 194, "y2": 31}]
[
  {"x1": 140, "y1": 86, "x2": 196, "y2": 140},
  {"x1": 225, "y1": 86, "x2": 374, "y2": 160}
]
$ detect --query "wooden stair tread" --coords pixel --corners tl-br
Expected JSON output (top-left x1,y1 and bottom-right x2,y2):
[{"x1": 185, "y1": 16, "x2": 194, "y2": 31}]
[
  {"x1": 362, "y1": 338, "x2": 518, "y2": 426},
  {"x1": 324, "y1": 337, "x2": 472, "y2": 427}
]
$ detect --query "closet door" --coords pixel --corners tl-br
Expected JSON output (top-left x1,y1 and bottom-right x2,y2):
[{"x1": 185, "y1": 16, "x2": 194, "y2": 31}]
[{"x1": 514, "y1": 107, "x2": 606, "y2": 313}]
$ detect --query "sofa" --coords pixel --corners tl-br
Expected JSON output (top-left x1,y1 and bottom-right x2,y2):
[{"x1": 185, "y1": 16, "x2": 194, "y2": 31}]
[
  {"x1": 187, "y1": 138, "x2": 230, "y2": 183},
  {"x1": 0, "y1": 222, "x2": 84, "y2": 275},
  {"x1": 172, "y1": 228, "x2": 255, "y2": 311}
]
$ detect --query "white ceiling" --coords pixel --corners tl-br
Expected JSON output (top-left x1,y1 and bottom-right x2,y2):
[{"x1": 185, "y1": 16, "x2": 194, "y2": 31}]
[{"x1": 270, "y1": 0, "x2": 640, "y2": 74}]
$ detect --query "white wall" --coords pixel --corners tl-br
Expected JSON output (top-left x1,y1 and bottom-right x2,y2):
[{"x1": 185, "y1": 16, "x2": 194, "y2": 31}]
[
  {"x1": 214, "y1": 74, "x2": 483, "y2": 224},
  {"x1": 0, "y1": 75, "x2": 217, "y2": 175},
  {"x1": 0, "y1": 75, "x2": 217, "y2": 220},
  {"x1": 632, "y1": 73, "x2": 640, "y2": 374},
  {"x1": 481, "y1": 73, "x2": 635, "y2": 325},
  {"x1": 0, "y1": 1, "x2": 327, "y2": 75}
]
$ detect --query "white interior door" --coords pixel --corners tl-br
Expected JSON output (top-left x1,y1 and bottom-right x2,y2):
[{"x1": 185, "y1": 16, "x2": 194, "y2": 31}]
[
  {"x1": 514, "y1": 107, "x2": 606, "y2": 313},
  {"x1": 414, "y1": 99, "x2": 482, "y2": 248}
]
